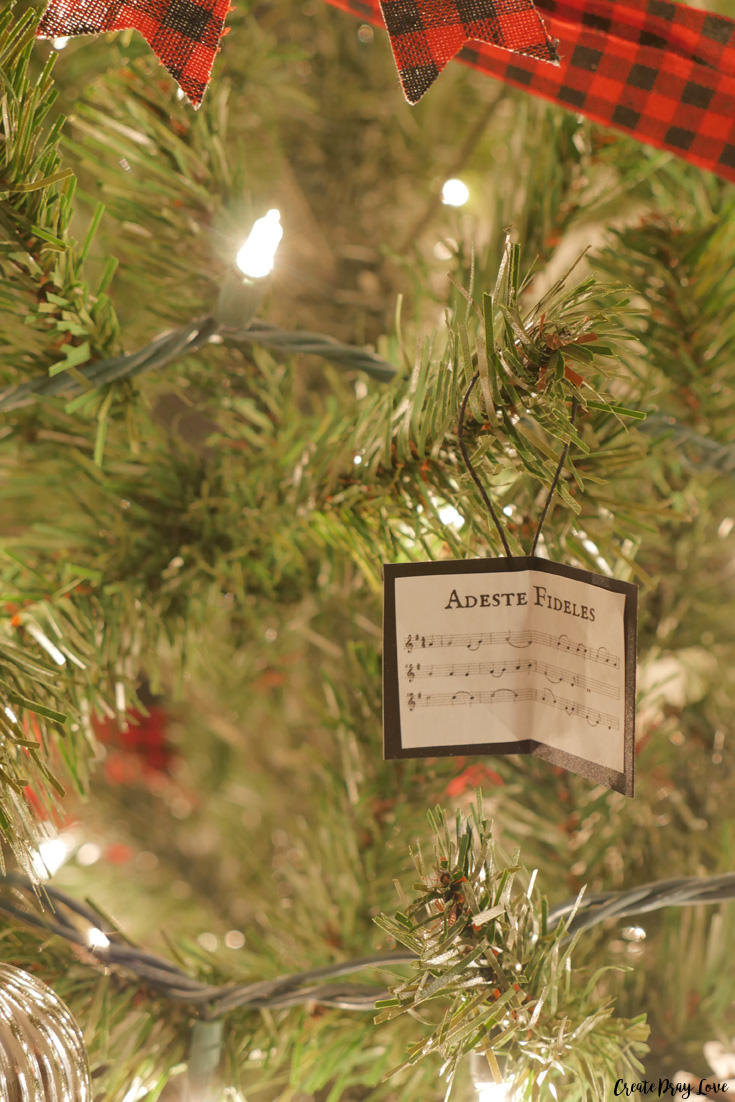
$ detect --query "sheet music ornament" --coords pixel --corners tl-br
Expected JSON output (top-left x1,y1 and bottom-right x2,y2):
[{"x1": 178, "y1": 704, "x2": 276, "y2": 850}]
[{"x1": 382, "y1": 380, "x2": 637, "y2": 796}]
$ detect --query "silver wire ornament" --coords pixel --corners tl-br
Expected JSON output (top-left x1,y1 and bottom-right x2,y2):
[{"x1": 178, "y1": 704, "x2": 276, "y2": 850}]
[{"x1": 0, "y1": 963, "x2": 92, "y2": 1102}]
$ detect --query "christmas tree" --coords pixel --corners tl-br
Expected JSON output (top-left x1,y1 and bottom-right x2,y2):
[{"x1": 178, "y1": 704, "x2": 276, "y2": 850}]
[{"x1": 1, "y1": 0, "x2": 735, "y2": 1097}]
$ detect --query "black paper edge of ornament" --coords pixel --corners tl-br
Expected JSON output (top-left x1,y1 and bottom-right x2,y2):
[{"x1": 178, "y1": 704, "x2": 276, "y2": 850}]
[{"x1": 382, "y1": 556, "x2": 636, "y2": 797}]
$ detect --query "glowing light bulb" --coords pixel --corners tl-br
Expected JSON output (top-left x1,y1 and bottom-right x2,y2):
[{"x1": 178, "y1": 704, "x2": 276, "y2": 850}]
[
  {"x1": 470, "y1": 1050, "x2": 510, "y2": 1102},
  {"x1": 31, "y1": 834, "x2": 74, "y2": 879},
  {"x1": 236, "y1": 209, "x2": 283, "y2": 279},
  {"x1": 478, "y1": 1086, "x2": 509, "y2": 1102},
  {"x1": 441, "y1": 178, "x2": 470, "y2": 206},
  {"x1": 88, "y1": 928, "x2": 110, "y2": 950},
  {"x1": 52, "y1": 36, "x2": 70, "y2": 49}
]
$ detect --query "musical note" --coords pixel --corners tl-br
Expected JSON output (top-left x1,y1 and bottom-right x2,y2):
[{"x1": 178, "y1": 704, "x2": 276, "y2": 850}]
[
  {"x1": 404, "y1": 656, "x2": 618, "y2": 698},
  {"x1": 451, "y1": 690, "x2": 475, "y2": 705},
  {"x1": 398, "y1": 629, "x2": 619, "y2": 667},
  {"x1": 405, "y1": 685, "x2": 618, "y2": 730}
]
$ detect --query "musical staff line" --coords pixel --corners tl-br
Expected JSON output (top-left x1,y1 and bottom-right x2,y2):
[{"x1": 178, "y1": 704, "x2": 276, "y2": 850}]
[
  {"x1": 404, "y1": 657, "x2": 618, "y2": 699},
  {"x1": 404, "y1": 630, "x2": 619, "y2": 668},
  {"x1": 406, "y1": 687, "x2": 619, "y2": 731}
]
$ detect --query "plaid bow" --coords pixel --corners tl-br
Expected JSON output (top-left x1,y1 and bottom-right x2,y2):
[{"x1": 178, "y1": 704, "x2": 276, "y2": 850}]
[
  {"x1": 325, "y1": 0, "x2": 735, "y2": 184},
  {"x1": 380, "y1": 0, "x2": 558, "y2": 103},
  {"x1": 36, "y1": 0, "x2": 230, "y2": 107}
]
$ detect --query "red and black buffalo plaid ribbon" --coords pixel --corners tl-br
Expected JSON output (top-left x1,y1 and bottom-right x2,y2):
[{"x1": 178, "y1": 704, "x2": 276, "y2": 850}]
[
  {"x1": 380, "y1": 0, "x2": 558, "y2": 103},
  {"x1": 325, "y1": 0, "x2": 735, "y2": 184},
  {"x1": 37, "y1": 0, "x2": 230, "y2": 106}
]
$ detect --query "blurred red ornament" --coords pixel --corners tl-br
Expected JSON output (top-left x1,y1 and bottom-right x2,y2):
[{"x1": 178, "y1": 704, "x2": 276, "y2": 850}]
[
  {"x1": 104, "y1": 842, "x2": 134, "y2": 865},
  {"x1": 446, "y1": 763, "x2": 504, "y2": 798},
  {"x1": 94, "y1": 706, "x2": 176, "y2": 782}
]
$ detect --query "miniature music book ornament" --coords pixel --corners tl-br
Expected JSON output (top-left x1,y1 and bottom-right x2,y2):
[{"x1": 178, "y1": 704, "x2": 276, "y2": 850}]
[{"x1": 383, "y1": 557, "x2": 636, "y2": 796}]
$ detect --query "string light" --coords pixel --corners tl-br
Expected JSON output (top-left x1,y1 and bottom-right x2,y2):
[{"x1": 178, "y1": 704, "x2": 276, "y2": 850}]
[
  {"x1": 3, "y1": 706, "x2": 17, "y2": 723},
  {"x1": 88, "y1": 928, "x2": 111, "y2": 951},
  {"x1": 31, "y1": 833, "x2": 74, "y2": 879},
  {"x1": 477, "y1": 1086, "x2": 510, "y2": 1102},
  {"x1": 441, "y1": 178, "x2": 470, "y2": 206},
  {"x1": 52, "y1": 36, "x2": 70, "y2": 49},
  {"x1": 216, "y1": 211, "x2": 284, "y2": 329},
  {"x1": 470, "y1": 1052, "x2": 510, "y2": 1102},
  {"x1": 236, "y1": 209, "x2": 283, "y2": 279}
]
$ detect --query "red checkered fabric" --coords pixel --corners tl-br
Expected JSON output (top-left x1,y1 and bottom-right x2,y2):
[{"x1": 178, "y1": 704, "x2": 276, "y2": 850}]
[
  {"x1": 325, "y1": 0, "x2": 735, "y2": 184},
  {"x1": 380, "y1": 0, "x2": 558, "y2": 103},
  {"x1": 37, "y1": 0, "x2": 230, "y2": 107}
]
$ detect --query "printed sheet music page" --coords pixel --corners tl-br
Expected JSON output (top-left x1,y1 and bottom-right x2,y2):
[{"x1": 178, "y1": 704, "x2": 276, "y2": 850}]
[{"x1": 385, "y1": 560, "x2": 634, "y2": 782}]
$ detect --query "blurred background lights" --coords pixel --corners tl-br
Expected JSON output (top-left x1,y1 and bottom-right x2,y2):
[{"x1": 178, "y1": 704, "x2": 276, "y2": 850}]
[
  {"x1": 236, "y1": 209, "x2": 283, "y2": 279},
  {"x1": 197, "y1": 932, "x2": 219, "y2": 952},
  {"x1": 441, "y1": 178, "x2": 470, "y2": 206},
  {"x1": 438, "y1": 504, "x2": 465, "y2": 529},
  {"x1": 433, "y1": 241, "x2": 454, "y2": 260},
  {"x1": 225, "y1": 930, "x2": 246, "y2": 949},
  {"x1": 76, "y1": 842, "x2": 102, "y2": 866}
]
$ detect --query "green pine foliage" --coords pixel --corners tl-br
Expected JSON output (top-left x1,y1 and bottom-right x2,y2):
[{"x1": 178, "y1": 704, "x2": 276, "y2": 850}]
[
  {"x1": 1, "y1": 0, "x2": 735, "y2": 1097},
  {"x1": 374, "y1": 801, "x2": 649, "y2": 1099}
]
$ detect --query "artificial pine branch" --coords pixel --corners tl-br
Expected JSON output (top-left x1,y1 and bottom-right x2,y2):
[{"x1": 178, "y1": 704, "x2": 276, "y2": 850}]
[{"x1": 374, "y1": 798, "x2": 649, "y2": 1099}]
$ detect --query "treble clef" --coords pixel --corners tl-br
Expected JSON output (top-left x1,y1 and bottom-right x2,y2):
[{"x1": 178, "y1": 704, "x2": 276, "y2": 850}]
[
  {"x1": 407, "y1": 692, "x2": 416, "y2": 711},
  {"x1": 406, "y1": 664, "x2": 415, "y2": 681},
  {"x1": 405, "y1": 635, "x2": 413, "y2": 653}
]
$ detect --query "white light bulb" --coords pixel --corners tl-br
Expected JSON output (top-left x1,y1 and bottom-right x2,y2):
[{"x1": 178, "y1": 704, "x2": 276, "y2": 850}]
[
  {"x1": 88, "y1": 928, "x2": 110, "y2": 950},
  {"x1": 477, "y1": 1084, "x2": 510, "y2": 1102},
  {"x1": 441, "y1": 178, "x2": 470, "y2": 207},
  {"x1": 31, "y1": 835, "x2": 72, "y2": 879},
  {"x1": 236, "y1": 209, "x2": 283, "y2": 279}
]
